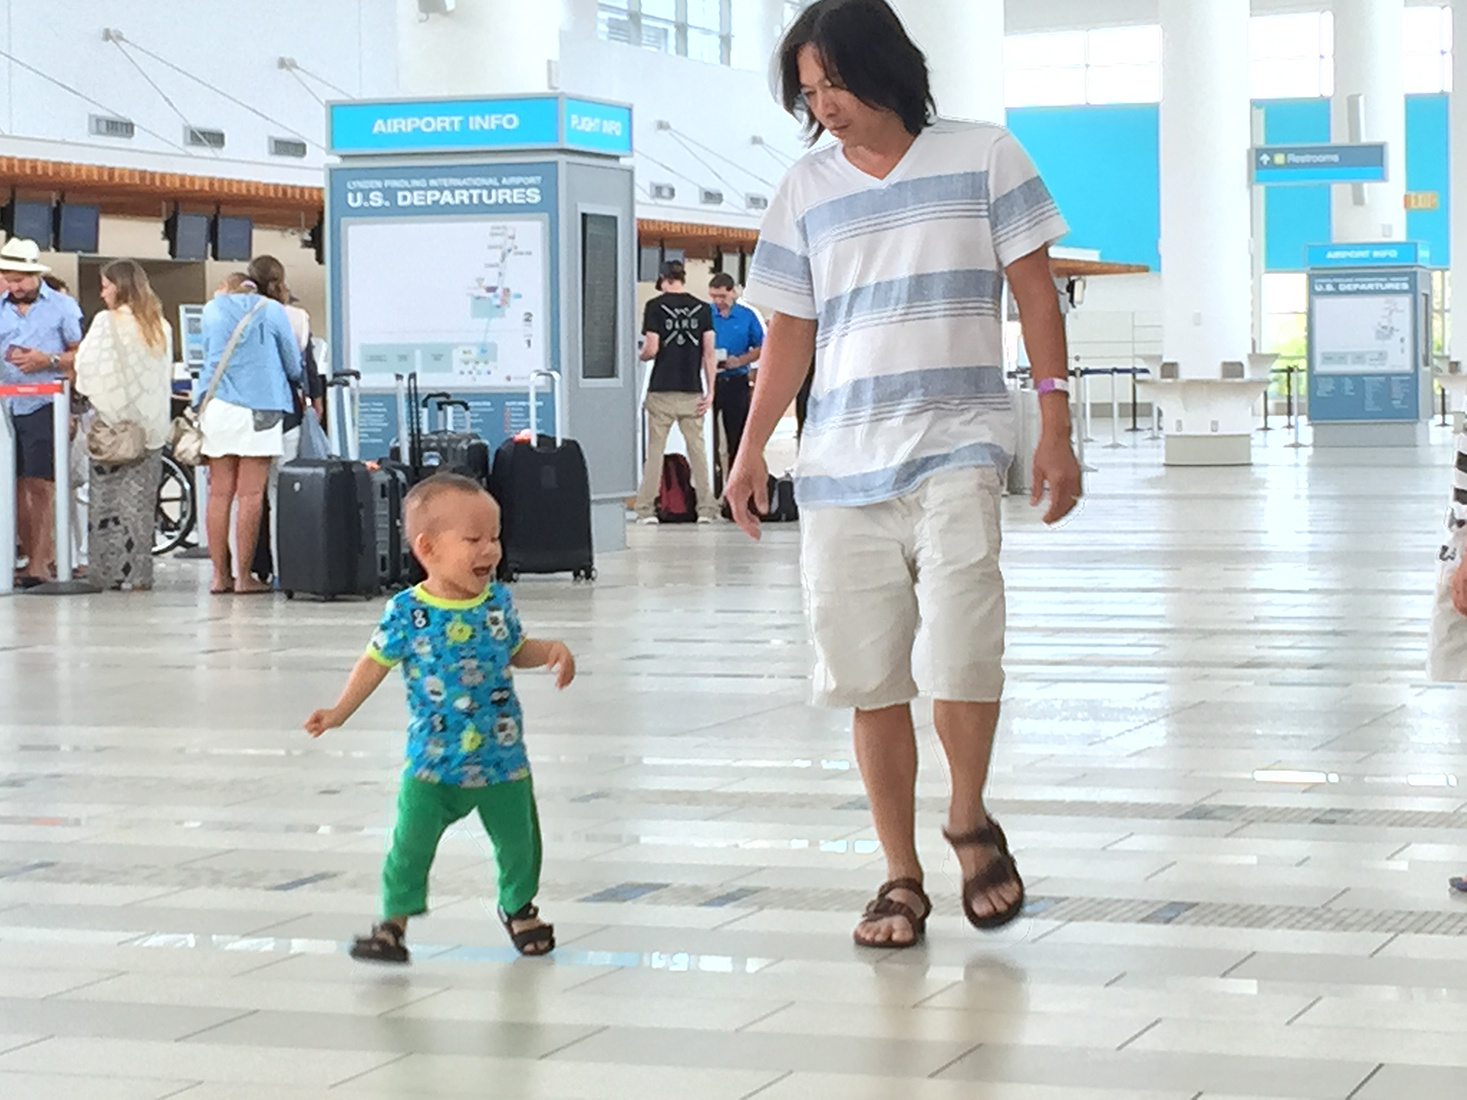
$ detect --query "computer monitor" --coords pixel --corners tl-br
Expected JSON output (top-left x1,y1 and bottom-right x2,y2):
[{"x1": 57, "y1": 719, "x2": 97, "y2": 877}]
[
  {"x1": 166, "y1": 210, "x2": 211, "y2": 261},
  {"x1": 53, "y1": 203, "x2": 100, "y2": 253},
  {"x1": 3, "y1": 200, "x2": 53, "y2": 250},
  {"x1": 212, "y1": 215, "x2": 253, "y2": 262}
]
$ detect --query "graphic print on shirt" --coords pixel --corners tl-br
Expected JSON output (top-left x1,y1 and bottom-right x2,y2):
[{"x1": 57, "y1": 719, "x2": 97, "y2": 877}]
[
  {"x1": 660, "y1": 304, "x2": 706, "y2": 347},
  {"x1": 368, "y1": 584, "x2": 528, "y2": 787}
]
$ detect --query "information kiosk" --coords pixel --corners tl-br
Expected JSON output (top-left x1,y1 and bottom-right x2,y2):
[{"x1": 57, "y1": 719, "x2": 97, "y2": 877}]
[
  {"x1": 1306, "y1": 242, "x2": 1434, "y2": 447},
  {"x1": 326, "y1": 94, "x2": 639, "y2": 552}
]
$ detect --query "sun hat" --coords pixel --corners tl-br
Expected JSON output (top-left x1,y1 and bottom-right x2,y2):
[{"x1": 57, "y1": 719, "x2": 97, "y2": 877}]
[{"x1": 0, "y1": 238, "x2": 51, "y2": 274}]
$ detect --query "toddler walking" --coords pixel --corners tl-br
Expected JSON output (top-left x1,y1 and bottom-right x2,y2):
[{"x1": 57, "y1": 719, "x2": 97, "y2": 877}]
[{"x1": 305, "y1": 473, "x2": 574, "y2": 963}]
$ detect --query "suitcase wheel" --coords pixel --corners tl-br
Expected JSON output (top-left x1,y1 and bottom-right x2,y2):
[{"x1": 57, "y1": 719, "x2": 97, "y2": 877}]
[{"x1": 573, "y1": 567, "x2": 596, "y2": 583}]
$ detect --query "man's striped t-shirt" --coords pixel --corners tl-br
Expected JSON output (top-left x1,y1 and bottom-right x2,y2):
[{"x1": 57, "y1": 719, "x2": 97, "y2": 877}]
[{"x1": 744, "y1": 120, "x2": 1069, "y2": 509}]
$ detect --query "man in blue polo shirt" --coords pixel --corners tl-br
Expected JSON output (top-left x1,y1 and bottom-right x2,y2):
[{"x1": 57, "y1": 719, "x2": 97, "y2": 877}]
[
  {"x1": 708, "y1": 273, "x2": 764, "y2": 491},
  {"x1": 0, "y1": 239, "x2": 83, "y2": 587}
]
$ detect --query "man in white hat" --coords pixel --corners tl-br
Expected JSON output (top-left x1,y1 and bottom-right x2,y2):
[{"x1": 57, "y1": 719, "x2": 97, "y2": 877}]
[{"x1": 0, "y1": 238, "x2": 83, "y2": 587}]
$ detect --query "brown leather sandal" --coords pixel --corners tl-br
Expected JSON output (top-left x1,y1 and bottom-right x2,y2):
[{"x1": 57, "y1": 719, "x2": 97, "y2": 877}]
[
  {"x1": 943, "y1": 816, "x2": 1025, "y2": 931},
  {"x1": 853, "y1": 877, "x2": 931, "y2": 948}
]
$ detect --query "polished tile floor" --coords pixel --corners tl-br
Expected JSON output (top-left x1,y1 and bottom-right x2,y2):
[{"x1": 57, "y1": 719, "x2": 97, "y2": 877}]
[{"x1": 3, "y1": 428, "x2": 1467, "y2": 1099}]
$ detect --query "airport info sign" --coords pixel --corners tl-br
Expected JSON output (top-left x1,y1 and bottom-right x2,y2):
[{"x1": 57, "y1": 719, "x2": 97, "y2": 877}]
[
  {"x1": 1251, "y1": 143, "x2": 1388, "y2": 185},
  {"x1": 329, "y1": 95, "x2": 633, "y2": 157}
]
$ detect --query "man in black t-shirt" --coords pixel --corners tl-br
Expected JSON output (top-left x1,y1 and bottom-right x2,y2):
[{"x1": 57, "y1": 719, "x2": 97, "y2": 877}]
[{"x1": 633, "y1": 261, "x2": 718, "y2": 523}]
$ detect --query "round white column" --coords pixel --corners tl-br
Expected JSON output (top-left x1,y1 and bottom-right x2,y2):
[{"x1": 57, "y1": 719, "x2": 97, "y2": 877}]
[
  {"x1": 1159, "y1": 0, "x2": 1252, "y2": 380},
  {"x1": 397, "y1": 0, "x2": 562, "y2": 97},
  {"x1": 894, "y1": 0, "x2": 1004, "y2": 124},
  {"x1": 1331, "y1": 0, "x2": 1406, "y2": 242},
  {"x1": 731, "y1": 0, "x2": 787, "y2": 76},
  {"x1": 1452, "y1": 0, "x2": 1467, "y2": 360}
]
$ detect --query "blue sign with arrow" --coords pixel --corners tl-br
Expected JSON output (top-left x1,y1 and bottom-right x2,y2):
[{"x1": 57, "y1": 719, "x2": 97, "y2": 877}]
[{"x1": 1252, "y1": 143, "x2": 1388, "y2": 185}]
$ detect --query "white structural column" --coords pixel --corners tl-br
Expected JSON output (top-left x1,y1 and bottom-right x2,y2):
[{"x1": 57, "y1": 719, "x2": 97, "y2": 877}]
[
  {"x1": 1453, "y1": 0, "x2": 1467, "y2": 361},
  {"x1": 1158, "y1": 0, "x2": 1252, "y2": 381},
  {"x1": 1331, "y1": 0, "x2": 1406, "y2": 242},
  {"x1": 894, "y1": 0, "x2": 1005, "y2": 124},
  {"x1": 1143, "y1": 0, "x2": 1265, "y2": 465},
  {"x1": 731, "y1": 0, "x2": 788, "y2": 76},
  {"x1": 397, "y1": 0, "x2": 564, "y2": 97}
]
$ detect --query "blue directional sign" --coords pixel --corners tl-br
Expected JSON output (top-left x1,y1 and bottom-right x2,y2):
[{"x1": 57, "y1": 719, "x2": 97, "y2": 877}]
[
  {"x1": 329, "y1": 95, "x2": 633, "y2": 157},
  {"x1": 1252, "y1": 143, "x2": 1388, "y2": 185},
  {"x1": 1306, "y1": 241, "x2": 1430, "y2": 269}
]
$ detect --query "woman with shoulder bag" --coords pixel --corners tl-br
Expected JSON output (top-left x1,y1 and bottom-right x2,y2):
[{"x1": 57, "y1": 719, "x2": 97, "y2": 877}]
[
  {"x1": 73, "y1": 259, "x2": 174, "y2": 591},
  {"x1": 193, "y1": 261, "x2": 302, "y2": 595}
]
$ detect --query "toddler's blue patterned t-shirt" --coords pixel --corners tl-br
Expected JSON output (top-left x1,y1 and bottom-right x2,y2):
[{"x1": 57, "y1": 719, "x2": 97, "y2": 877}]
[{"x1": 367, "y1": 583, "x2": 528, "y2": 787}]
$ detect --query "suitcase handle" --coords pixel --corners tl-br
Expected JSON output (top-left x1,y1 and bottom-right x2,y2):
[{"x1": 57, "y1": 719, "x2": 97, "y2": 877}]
[{"x1": 529, "y1": 370, "x2": 562, "y2": 448}]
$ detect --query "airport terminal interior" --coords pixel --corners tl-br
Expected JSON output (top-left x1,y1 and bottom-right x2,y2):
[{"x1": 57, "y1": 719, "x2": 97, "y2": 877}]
[{"x1": 5, "y1": 0, "x2": 1467, "y2": 1097}]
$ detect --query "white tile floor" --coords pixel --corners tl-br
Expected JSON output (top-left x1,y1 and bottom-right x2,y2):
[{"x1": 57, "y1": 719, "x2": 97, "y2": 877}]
[{"x1": 3, "y1": 428, "x2": 1467, "y2": 1099}]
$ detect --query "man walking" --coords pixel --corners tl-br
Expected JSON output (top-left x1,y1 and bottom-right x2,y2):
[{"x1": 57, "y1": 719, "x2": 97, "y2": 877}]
[
  {"x1": 725, "y1": 0, "x2": 1082, "y2": 947},
  {"x1": 633, "y1": 261, "x2": 718, "y2": 524},
  {"x1": 0, "y1": 239, "x2": 82, "y2": 588},
  {"x1": 707, "y1": 273, "x2": 764, "y2": 492}
]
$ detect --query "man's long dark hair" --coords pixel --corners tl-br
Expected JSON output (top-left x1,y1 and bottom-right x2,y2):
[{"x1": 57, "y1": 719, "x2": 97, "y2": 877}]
[{"x1": 777, "y1": 0, "x2": 935, "y2": 145}]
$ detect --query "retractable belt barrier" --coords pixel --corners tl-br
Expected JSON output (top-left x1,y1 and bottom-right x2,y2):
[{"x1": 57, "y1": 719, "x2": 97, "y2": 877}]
[{"x1": 0, "y1": 380, "x2": 101, "y2": 596}]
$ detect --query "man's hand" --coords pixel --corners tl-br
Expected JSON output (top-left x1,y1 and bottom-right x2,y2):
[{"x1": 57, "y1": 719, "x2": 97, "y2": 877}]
[
  {"x1": 696, "y1": 393, "x2": 713, "y2": 417},
  {"x1": 6, "y1": 347, "x2": 51, "y2": 374},
  {"x1": 724, "y1": 449, "x2": 770, "y2": 539},
  {"x1": 304, "y1": 708, "x2": 343, "y2": 738},
  {"x1": 1031, "y1": 432, "x2": 1082, "y2": 524},
  {"x1": 544, "y1": 642, "x2": 576, "y2": 689},
  {"x1": 1451, "y1": 558, "x2": 1467, "y2": 618}
]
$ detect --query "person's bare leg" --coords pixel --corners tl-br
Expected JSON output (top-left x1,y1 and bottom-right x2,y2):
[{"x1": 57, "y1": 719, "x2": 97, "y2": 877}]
[
  {"x1": 15, "y1": 480, "x2": 35, "y2": 575},
  {"x1": 19, "y1": 478, "x2": 55, "y2": 579},
  {"x1": 206, "y1": 457, "x2": 239, "y2": 592},
  {"x1": 932, "y1": 699, "x2": 1020, "y2": 920},
  {"x1": 232, "y1": 457, "x2": 272, "y2": 593},
  {"x1": 852, "y1": 702, "x2": 925, "y2": 945}
]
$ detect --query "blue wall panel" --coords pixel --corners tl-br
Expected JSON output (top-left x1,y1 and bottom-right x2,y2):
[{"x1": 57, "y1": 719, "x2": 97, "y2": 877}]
[
  {"x1": 1007, "y1": 104, "x2": 1160, "y2": 270},
  {"x1": 1009, "y1": 95, "x2": 1451, "y2": 274},
  {"x1": 1261, "y1": 99, "x2": 1331, "y2": 271},
  {"x1": 1406, "y1": 93, "x2": 1449, "y2": 267}
]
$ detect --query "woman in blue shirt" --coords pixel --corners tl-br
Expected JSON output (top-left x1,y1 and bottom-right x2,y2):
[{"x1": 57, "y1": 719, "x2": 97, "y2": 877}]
[{"x1": 195, "y1": 260, "x2": 302, "y2": 594}]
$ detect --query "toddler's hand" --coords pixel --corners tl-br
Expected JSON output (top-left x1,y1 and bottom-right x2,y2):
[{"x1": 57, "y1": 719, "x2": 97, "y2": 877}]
[
  {"x1": 546, "y1": 643, "x2": 576, "y2": 689},
  {"x1": 304, "y1": 709, "x2": 340, "y2": 738}
]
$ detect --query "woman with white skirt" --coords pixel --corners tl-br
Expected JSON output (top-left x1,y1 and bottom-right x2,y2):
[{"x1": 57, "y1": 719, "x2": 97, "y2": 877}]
[{"x1": 195, "y1": 270, "x2": 302, "y2": 594}]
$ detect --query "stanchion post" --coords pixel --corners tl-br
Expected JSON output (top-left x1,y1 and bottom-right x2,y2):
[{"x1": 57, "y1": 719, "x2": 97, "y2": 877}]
[
  {"x1": 1440, "y1": 383, "x2": 1450, "y2": 428},
  {"x1": 1284, "y1": 367, "x2": 1295, "y2": 430},
  {"x1": 1106, "y1": 368, "x2": 1122, "y2": 448},
  {"x1": 28, "y1": 381, "x2": 99, "y2": 595},
  {"x1": 1128, "y1": 368, "x2": 1142, "y2": 433},
  {"x1": 1260, "y1": 371, "x2": 1272, "y2": 432},
  {"x1": 0, "y1": 401, "x2": 13, "y2": 595}
]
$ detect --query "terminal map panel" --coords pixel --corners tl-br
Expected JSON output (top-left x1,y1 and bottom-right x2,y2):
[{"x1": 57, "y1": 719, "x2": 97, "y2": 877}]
[{"x1": 342, "y1": 215, "x2": 550, "y2": 388}]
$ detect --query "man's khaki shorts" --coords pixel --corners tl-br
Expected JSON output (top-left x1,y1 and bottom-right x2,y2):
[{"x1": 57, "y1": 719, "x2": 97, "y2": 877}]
[{"x1": 801, "y1": 466, "x2": 1006, "y2": 710}]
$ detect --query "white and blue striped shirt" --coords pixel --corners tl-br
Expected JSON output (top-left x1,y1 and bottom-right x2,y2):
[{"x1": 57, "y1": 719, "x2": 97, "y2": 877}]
[{"x1": 745, "y1": 120, "x2": 1068, "y2": 509}]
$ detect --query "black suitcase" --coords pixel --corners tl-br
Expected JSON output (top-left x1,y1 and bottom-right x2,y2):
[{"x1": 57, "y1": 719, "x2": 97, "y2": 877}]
[
  {"x1": 490, "y1": 432, "x2": 595, "y2": 582},
  {"x1": 370, "y1": 463, "x2": 415, "y2": 588},
  {"x1": 278, "y1": 459, "x2": 378, "y2": 600},
  {"x1": 418, "y1": 393, "x2": 491, "y2": 484}
]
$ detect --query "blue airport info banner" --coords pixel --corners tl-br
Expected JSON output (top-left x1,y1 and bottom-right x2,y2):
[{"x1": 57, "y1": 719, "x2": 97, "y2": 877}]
[
  {"x1": 1307, "y1": 270, "x2": 1423, "y2": 423},
  {"x1": 329, "y1": 95, "x2": 632, "y2": 157},
  {"x1": 1306, "y1": 241, "x2": 1430, "y2": 269},
  {"x1": 1252, "y1": 143, "x2": 1388, "y2": 184}
]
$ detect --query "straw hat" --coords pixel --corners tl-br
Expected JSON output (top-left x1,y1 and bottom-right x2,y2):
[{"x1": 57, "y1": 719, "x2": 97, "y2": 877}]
[{"x1": 0, "y1": 238, "x2": 51, "y2": 275}]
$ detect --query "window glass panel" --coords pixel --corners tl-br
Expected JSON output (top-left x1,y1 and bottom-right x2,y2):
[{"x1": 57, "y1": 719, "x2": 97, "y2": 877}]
[
  {"x1": 1087, "y1": 25, "x2": 1160, "y2": 67},
  {"x1": 641, "y1": 0, "x2": 677, "y2": 19},
  {"x1": 1250, "y1": 57, "x2": 1324, "y2": 100},
  {"x1": 1087, "y1": 64, "x2": 1160, "y2": 104},
  {"x1": 1250, "y1": 12, "x2": 1324, "y2": 61},
  {"x1": 1006, "y1": 31, "x2": 1085, "y2": 70},
  {"x1": 1403, "y1": 5, "x2": 1446, "y2": 53},
  {"x1": 599, "y1": 0, "x2": 629, "y2": 9},
  {"x1": 687, "y1": 0, "x2": 721, "y2": 31},
  {"x1": 687, "y1": 28, "x2": 723, "y2": 64},
  {"x1": 1403, "y1": 52, "x2": 1446, "y2": 94},
  {"x1": 641, "y1": 17, "x2": 675, "y2": 52},
  {"x1": 1263, "y1": 273, "x2": 1307, "y2": 315},
  {"x1": 1005, "y1": 67, "x2": 1085, "y2": 108}
]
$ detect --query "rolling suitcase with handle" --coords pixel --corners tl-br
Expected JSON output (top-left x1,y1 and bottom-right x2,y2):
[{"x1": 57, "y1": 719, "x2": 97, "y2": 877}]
[
  {"x1": 417, "y1": 392, "x2": 491, "y2": 484},
  {"x1": 279, "y1": 369, "x2": 378, "y2": 600},
  {"x1": 489, "y1": 370, "x2": 595, "y2": 582}
]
